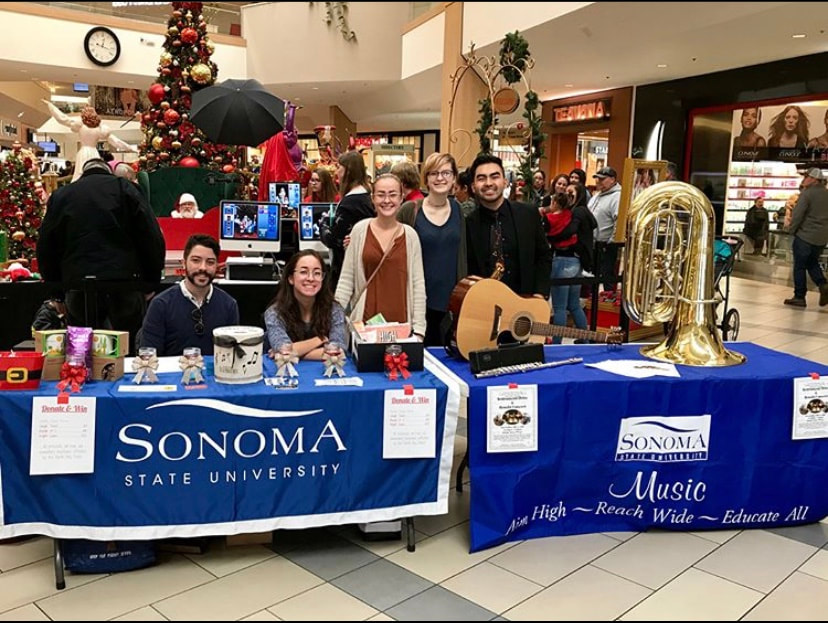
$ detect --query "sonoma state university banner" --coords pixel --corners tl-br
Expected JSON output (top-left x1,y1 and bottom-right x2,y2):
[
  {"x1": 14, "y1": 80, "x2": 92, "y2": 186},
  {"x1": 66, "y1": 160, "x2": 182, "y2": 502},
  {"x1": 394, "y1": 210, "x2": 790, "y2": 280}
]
[{"x1": 0, "y1": 360, "x2": 460, "y2": 540}]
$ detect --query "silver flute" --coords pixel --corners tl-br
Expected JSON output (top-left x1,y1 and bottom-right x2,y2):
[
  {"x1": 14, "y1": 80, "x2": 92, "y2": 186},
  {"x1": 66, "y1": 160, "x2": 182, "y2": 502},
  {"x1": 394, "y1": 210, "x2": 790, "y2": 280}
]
[{"x1": 474, "y1": 357, "x2": 583, "y2": 379}]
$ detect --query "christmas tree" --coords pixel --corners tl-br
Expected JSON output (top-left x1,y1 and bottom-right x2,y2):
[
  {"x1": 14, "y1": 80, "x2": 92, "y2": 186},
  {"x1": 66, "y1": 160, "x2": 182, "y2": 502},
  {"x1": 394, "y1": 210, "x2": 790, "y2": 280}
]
[
  {"x1": 0, "y1": 143, "x2": 46, "y2": 262},
  {"x1": 138, "y1": 1, "x2": 237, "y2": 172}
]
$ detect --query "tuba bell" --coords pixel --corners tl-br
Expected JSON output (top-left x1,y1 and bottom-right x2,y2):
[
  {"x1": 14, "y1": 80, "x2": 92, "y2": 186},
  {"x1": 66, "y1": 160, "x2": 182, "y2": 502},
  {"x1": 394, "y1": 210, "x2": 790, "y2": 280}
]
[{"x1": 622, "y1": 181, "x2": 745, "y2": 366}]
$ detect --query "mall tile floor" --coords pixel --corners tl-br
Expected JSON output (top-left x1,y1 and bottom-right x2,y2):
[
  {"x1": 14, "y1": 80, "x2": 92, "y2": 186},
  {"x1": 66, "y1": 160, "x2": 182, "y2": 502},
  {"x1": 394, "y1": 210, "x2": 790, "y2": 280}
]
[{"x1": 1, "y1": 276, "x2": 826, "y2": 621}]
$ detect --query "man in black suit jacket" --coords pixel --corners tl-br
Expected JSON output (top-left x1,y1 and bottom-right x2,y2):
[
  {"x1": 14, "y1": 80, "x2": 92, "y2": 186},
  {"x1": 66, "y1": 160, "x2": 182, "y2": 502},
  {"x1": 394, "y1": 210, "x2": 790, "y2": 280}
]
[{"x1": 465, "y1": 154, "x2": 551, "y2": 297}]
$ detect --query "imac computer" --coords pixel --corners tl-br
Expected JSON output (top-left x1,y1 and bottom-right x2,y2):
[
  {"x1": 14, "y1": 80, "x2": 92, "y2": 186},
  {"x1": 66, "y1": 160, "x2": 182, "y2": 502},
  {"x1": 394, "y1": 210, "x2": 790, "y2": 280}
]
[
  {"x1": 268, "y1": 182, "x2": 301, "y2": 219},
  {"x1": 298, "y1": 202, "x2": 335, "y2": 253},
  {"x1": 219, "y1": 200, "x2": 281, "y2": 255}
]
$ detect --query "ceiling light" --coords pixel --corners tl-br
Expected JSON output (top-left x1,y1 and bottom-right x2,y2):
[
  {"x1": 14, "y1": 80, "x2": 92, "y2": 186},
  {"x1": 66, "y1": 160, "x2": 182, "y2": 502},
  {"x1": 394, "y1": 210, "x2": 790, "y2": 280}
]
[
  {"x1": 657, "y1": 64, "x2": 667, "y2": 68},
  {"x1": 19, "y1": 69, "x2": 27, "y2": 73},
  {"x1": 792, "y1": 33, "x2": 806, "y2": 38},
  {"x1": 312, "y1": 87, "x2": 319, "y2": 90},
  {"x1": 17, "y1": 112, "x2": 24, "y2": 118},
  {"x1": 564, "y1": 83, "x2": 574, "y2": 88}
]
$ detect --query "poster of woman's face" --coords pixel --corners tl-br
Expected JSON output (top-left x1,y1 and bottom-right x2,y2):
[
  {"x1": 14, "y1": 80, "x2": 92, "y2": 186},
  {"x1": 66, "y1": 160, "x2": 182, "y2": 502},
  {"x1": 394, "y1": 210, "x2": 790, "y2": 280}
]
[
  {"x1": 632, "y1": 167, "x2": 659, "y2": 201},
  {"x1": 93, "y1": 86, "x2": 150, "y2": 118},
  {"x1": 731, "y1": 102, "x2": 828, "y2": 160}
]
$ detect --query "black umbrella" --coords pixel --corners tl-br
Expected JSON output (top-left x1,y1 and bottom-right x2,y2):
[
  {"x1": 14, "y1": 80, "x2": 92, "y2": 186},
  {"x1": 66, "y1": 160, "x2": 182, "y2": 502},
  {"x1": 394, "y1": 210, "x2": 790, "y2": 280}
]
[{"x1": 190, "y1": 78, "x2": 286, "y2": 147}]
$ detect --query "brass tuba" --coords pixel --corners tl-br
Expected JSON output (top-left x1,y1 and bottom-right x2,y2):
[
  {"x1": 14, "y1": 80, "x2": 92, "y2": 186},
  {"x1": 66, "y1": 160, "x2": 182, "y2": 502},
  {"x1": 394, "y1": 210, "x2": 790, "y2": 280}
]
[{"x1": 622, "y1": 181, "x2": 745, "y2": 366}]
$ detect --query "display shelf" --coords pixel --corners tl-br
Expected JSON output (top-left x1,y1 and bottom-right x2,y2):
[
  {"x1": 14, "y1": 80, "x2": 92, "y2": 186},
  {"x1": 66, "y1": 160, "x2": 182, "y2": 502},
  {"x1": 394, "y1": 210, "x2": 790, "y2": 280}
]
[{"x1": 724, "y1": 160, "x2": 800, "y2": 235}]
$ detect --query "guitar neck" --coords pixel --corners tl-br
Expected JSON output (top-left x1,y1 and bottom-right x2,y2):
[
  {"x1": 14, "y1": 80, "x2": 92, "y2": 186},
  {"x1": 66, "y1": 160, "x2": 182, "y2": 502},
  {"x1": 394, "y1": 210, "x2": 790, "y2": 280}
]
[{"x1": 530, "y1": 321, "x2": 608, "y2": 343}]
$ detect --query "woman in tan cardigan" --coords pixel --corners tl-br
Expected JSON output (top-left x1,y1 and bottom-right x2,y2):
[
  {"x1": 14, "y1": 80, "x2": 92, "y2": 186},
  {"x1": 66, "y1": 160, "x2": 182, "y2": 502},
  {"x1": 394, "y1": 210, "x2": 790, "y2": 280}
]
[{"x1": 334, "y1": 174, "x2": 426, "y2": 339}]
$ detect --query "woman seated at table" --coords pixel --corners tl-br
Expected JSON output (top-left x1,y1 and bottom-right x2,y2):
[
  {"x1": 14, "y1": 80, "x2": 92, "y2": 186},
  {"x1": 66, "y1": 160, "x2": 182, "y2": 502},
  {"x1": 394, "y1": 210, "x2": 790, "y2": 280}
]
[
  {"x1": 264, "y1": 250, "x2": 346, "y2": 360},
  {"x1": 335, "y1": 173, "x2": 426, "y2": 340}
]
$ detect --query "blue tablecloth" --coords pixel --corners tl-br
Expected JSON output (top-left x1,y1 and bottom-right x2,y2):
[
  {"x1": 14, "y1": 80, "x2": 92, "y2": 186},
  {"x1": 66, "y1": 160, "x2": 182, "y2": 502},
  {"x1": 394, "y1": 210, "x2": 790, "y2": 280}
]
[
  {"x1": 0, "y1": 357, "x2": 460, "y2": 540},
  {"x1": 428, "y1": 343, "x2": 828, "y2": 552}
]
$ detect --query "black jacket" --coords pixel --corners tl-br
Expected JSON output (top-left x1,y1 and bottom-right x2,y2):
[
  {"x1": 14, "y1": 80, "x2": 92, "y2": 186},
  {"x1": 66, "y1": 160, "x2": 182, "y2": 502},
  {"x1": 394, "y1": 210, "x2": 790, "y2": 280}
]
[
  {"x1": 466, "y1": 199, "x2": 551, "y2": 296},
  {"x1": 320, "y1": 190, "x2": 374, "y2": 281},
  {"x1": 37, "y1": 169, "x2": 165, "y2": 288}
]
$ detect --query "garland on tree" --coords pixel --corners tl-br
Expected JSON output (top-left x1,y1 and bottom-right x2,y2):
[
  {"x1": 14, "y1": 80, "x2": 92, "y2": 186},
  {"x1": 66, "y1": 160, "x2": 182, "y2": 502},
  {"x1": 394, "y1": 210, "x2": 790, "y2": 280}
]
[
  {"x1": 0, "y1": 145, "x2": 46, "y2": 262},
  {"x1": 138, "y1": 1, "x2": 238, "y2": 172}
]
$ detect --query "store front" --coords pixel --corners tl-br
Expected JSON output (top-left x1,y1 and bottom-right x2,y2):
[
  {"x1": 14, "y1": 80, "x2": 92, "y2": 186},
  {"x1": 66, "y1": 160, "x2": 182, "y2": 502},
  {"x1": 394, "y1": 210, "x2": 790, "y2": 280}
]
[
  {"x1": 633, "y1": 51, "x2": 828, "y2": 285},
  {"x1": 541, "y1": 87, "x2": 632, "y2": 187}
]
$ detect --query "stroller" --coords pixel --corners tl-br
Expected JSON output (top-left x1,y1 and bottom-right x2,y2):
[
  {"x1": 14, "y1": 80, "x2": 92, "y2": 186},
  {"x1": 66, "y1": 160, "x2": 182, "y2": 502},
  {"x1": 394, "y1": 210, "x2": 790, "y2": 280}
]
[{"x1": 713, "y1": 236, "x2": 742, "y2": 340}]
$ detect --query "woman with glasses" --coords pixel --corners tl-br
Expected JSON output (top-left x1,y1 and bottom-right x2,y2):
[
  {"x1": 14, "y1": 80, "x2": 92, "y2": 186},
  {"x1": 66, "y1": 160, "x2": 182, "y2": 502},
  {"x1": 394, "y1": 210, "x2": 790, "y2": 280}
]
[
  {"x1": 264, "y1": 250, "x2": 346, "y2": 360},
  {"x1": 397, "y1": 152, "x2": 467, "y2": 346},
  {"x1": 335, "y1": 173, "x2": 426, "y2": 340},
  {"x1": 303, "y1": 167, "x2": 339, "y2": 203}
]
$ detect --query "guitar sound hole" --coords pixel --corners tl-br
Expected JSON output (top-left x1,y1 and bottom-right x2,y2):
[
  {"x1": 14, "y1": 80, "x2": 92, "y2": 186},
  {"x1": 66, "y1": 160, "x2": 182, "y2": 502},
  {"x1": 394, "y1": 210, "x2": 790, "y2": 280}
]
[{"x1": 511, "y1": 316, "x2": 532, "y2": 340}]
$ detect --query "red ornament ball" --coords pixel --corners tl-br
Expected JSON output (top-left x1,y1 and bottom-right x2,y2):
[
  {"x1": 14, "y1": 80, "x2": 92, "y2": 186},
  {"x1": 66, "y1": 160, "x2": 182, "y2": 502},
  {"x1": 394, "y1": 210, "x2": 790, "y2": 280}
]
[
  {"x1": 163, "y1": 109, "x2": 181, "y2": 126},
  {"x1": 178, "y1": 156, "x2": 200, "y2": 168},
  {"x1": 222, "y1": 164, "x2": 235, "y2": 174},
  {"x1": 180, "y1": 27, "x2": 198, "y2": 44},
  {"x1": 148, "y1": 83, "x2": 166, "y2": 105}
]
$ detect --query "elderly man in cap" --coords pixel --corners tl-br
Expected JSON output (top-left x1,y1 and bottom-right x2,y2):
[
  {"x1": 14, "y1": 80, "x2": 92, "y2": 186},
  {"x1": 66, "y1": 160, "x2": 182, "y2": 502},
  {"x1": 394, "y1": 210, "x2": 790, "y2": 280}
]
[
  {"x1": 37, "y1": 158, "x2": 165, "y2": 353},
  {"x1": 588, "y1": 166, "x2": 622, "y2": 292},
  {"x1": 171, "y1": 193, "x2": 204, "y2": 219},
  {"x1": 784, "y1": 168, "x2": 828, "y2": 308}
]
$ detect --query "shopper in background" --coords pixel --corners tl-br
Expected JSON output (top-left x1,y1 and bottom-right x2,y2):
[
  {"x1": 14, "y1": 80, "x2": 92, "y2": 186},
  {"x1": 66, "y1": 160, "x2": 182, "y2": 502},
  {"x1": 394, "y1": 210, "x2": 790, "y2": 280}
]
[
  {"x1": 37, "y1": 158, "x2": 165, "y2": 355},
  {"x1": 783, "y1": 168, "x2": 828, "y2": 308},
  {"x1": 398, "y1": 152, "x2": 466, "y2": 346},
  {"x1": 264, "y1": 249, "x2": 346, "y2": 360},
  {"x1": 569, "y1": 168, "x2": 587, "y2": 187},
  {"x1": 588, "y1": 166, "x2": 622, "y2": 292},
  {"x1": 453, "y1": 169, "x2": 476, "y2": 217},
  {"x1": 391, "y1": 161, "x2": 425, "y2": 203},
  {"x1": 529, "y1": 170, "x2": 548, "y2": 208},
  {"x1": 664, "y1": 161, "x2": 680, "y2": 181},
  {"x1": 733, "y1": 107, "x2": 767, "y2": 150},
  {"x1": 303, "y1": 167, "x2": 339, "y2": 203},
  {"x1": 743, "y1": 194, "x2": 770, "y2": 255},
  {"x1": 320, "y1": 150, "x2": 373, "y2": 286},
  {"x1": 768, "y1": 105, "x2": 810, "y2": 149}
]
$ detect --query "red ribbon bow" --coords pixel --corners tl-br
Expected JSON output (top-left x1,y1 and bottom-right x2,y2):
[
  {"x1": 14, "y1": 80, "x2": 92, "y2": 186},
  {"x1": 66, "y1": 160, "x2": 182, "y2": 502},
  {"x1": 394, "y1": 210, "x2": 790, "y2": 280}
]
[
  {"x1": 384, "y1": 352, "x2": 411, "y2": 380},
  {"x1": 57, "y1": 362, "x2": 87, "y2": 394}
]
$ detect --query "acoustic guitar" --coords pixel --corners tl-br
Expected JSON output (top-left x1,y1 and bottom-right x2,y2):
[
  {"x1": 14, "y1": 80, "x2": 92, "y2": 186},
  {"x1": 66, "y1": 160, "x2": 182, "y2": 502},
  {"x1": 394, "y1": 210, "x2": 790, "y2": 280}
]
[{"x1": 447, "y1": 276, "x2": 624, "y2": 360}]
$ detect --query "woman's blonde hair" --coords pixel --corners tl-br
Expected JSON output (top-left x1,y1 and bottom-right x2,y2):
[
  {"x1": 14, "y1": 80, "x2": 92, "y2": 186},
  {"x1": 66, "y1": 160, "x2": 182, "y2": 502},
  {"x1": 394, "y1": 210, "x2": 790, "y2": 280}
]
[{"x1": 420, "y1": 152, "x2": 458, "y2": 188}]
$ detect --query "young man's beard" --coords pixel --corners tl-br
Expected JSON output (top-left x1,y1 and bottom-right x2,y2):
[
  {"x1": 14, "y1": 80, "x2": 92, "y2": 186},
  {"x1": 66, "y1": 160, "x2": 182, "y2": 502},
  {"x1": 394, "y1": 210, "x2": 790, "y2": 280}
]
[{"x1": 186, "y1": 269, "x2": 214, "y2": 286}]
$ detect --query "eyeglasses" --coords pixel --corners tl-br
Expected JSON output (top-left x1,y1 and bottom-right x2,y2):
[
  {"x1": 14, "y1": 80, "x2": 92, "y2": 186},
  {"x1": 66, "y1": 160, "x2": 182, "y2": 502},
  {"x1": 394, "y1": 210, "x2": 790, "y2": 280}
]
[
  {"x1": 191, "y1": 306, "x2": 204, "y2": 336},
  {"x1": 294, "y1": 268, "x2": 324, "y2": 280},
  {"x1": 373, "y1": 192, "x2": 401, "y2": 201},
  {"x1": 427, "y1": 170, "x2": 455, "y2": 180}
]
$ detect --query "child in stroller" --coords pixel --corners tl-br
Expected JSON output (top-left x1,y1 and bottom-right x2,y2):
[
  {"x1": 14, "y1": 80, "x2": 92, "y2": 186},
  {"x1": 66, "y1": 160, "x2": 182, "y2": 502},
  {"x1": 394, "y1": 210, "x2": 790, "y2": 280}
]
[{"x1": 713, "y1": 237, "x2": 742, "y2": 340}]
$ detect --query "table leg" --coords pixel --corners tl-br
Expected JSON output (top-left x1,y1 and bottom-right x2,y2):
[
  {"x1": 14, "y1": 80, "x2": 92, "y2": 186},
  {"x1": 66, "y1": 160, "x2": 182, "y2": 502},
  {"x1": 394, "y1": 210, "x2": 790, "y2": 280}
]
[
  {"x1": 54, "y1": 539, "x2": 65, "y2": 590},
  {"x1": 455, "y1": 448, "x2": 468, "y2": 493},
  {"x1": 405, "y1": 517, "x2": 415, "y2": 552}
]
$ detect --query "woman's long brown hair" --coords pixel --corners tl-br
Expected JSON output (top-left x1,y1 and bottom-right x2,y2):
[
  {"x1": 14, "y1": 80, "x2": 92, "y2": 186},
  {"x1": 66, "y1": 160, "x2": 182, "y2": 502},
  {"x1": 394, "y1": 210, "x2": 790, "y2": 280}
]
[{"x1": 267, "y1": 250, "x2": 335, "y2": 341}]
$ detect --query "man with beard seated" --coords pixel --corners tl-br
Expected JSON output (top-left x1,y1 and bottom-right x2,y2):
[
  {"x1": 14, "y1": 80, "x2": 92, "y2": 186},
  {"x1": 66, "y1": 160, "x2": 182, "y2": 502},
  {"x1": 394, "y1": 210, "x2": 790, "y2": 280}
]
[{"x1": 140, "y1": 234, "x2": 239, "y2": 355}]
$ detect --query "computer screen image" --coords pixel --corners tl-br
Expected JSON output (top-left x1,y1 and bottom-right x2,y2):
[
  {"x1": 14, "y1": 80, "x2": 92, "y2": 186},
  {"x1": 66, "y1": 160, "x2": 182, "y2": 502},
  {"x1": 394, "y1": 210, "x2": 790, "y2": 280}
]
[
  {"x1": 268, "y1": 182, "x2": 301, "y2": 218},
  {"x1": 299, "y1": 202, "x2": 335, "y2": 252},
  {"x1": 219, "y1": 201, "x2": 281, "y2": 254}
]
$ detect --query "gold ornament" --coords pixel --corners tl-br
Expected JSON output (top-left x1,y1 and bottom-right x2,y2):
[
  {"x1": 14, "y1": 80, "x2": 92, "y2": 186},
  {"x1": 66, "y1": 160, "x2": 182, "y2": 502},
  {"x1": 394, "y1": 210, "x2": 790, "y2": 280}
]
[
  {"x1": 205, "y1": 41, "x2": 215, "y2": 55},
  {"x1": 159, "y1": 52, "x2": 173, "y2": 67},
  {"x1": 171, "y1": 140, "x2": 182, "y2": 150},
  {"x1": 12, "y1": 231, "x2": 25, "y2": 242},
  {"x1": 151, "y1": 136, "x2": 164, "y2": 150},
  {"x1": 168, "y1": 26, "x2": 179, "y2": 36},
  {"x1": 160, "y1": 101, "x2": 171, "y2": 110},
  {"x1": 190, "y1": 63, "x2": 212, "y2": 84}
]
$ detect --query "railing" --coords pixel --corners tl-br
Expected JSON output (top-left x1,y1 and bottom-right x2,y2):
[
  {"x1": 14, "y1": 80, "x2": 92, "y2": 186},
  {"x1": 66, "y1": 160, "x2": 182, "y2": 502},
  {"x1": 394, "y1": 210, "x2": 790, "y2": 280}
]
[{"x1": 28, "y1": 1, "x2": 244, "y2": 36}]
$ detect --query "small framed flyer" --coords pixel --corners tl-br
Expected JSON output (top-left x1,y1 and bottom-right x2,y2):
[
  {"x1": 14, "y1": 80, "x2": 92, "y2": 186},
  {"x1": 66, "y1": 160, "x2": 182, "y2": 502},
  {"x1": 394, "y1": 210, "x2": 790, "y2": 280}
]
[
  {"x1": 792, "y1": 376, "x2": 828, "y2": 440},
  {"x1": 487, "y1": 384, "x2": 538, "y2": 453}
]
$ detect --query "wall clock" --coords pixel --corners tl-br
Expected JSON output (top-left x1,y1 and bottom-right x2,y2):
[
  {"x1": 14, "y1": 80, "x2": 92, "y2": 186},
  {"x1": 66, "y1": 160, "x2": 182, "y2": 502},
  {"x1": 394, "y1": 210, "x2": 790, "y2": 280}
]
[{"x1": 84, "y1": 26, "x2": 121, "y2": 67}]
